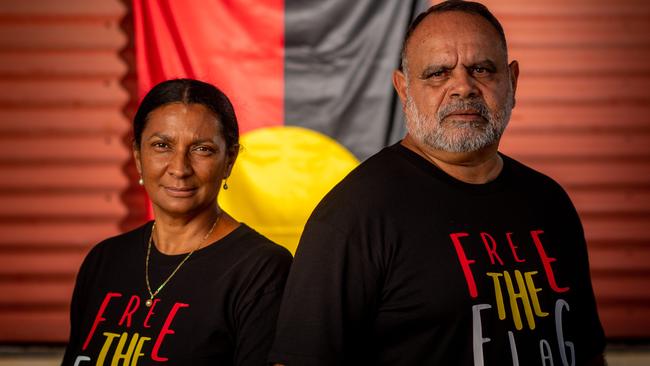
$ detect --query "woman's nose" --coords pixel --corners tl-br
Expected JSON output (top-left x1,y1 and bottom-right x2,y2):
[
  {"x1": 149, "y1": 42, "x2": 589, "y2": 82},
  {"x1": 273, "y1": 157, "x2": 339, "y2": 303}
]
[{"x1": 168, "y1": 150, "x2": 193, "y2": 177}]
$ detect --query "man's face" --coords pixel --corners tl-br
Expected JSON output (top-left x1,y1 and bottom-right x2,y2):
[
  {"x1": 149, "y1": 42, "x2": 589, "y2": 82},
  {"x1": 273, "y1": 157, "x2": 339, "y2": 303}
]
[{"x1": 395, "y1": 11, "x2": 518, "y2": 153}]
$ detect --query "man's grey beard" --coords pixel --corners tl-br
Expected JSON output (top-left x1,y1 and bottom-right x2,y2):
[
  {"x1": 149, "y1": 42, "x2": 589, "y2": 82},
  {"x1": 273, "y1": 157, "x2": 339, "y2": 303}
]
[{"x1": 405, "y1": 88, "x2": 514, "y2": 153}]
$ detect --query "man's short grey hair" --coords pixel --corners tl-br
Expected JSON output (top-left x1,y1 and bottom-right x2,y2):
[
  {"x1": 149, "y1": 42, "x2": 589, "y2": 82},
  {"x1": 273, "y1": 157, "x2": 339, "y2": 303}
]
[{"x1": 399, "y1": 0, "x2": 508, "y2": 73}]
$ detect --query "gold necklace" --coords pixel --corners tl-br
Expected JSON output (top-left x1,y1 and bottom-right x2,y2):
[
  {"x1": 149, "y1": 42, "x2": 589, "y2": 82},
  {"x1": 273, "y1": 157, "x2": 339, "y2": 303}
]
[{"x1": 145, "y1": 214, "x2": 220, "y2": 307}]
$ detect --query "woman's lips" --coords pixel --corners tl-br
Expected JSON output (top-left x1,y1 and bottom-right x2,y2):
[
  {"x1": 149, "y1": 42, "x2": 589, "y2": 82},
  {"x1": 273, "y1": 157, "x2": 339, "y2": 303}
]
[{"x1": 164, "y1": 186, "x2": 198, "y2": 197}]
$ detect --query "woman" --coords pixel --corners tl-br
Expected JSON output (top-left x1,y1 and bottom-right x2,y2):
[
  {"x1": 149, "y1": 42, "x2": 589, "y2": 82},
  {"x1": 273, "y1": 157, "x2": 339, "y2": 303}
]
[{"x1": 62, "y1": 79, "x2": 292, "y2": 365}]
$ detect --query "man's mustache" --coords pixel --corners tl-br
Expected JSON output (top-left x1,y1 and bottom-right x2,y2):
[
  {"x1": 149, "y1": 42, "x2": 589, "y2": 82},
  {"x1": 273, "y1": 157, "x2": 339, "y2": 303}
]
[{"x1": 437, "y1": 99, "x2": 491, "y2": 121}]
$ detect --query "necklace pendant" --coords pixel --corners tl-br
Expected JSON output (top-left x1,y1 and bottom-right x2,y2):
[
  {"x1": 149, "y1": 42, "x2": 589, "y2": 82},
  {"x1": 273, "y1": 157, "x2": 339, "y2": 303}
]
[{"x1": 145, "y1": 298, "x2": 153, "y2": 307}]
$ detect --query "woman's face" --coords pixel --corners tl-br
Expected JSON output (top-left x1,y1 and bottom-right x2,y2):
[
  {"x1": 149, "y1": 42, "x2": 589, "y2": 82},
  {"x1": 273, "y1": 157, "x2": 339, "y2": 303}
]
[{"x1": 134, "y1": 102, "x2": 236, "y2": 218}]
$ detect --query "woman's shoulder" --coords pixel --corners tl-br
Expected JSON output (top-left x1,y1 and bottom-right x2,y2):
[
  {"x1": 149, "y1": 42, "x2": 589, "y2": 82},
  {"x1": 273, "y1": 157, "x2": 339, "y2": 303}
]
[
  {"x1": 85, "y1": 221, "x2": 151, "y2": 260},
  {"x1": 213, "y1": 224, "x2": 292, "y2": 276},
  {"x1": 74, "y1": 222, "x2": 150, "y2": 283},
  {"x1": 230, "y1": 224, "x2": 293, "y2": 263},
  {"x1": 223, "y1": 224, "x2": 293, "y2": 300}
]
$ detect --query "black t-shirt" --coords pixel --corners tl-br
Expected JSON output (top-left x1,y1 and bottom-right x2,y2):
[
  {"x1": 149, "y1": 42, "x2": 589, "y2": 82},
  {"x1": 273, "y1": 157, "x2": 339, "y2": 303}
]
[
  {"x1": 62, "y1": 222, "x2": 292, "y2": 366},
  {"x1": 269, "y1": 143, "x2": 605, "y2": 365}
]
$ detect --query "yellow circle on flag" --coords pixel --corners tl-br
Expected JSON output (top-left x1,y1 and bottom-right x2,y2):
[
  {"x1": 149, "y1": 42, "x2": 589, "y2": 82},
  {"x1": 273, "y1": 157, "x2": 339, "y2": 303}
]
[{"x1": 218, "y1": 126, "x2": 359, "y2": 254}]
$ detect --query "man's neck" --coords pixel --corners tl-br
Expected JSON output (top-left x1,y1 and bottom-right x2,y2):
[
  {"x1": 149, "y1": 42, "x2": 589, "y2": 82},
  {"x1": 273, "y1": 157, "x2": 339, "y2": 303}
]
[{"x1": 400, "y1": 134, "x2": 503, "y2": 184}]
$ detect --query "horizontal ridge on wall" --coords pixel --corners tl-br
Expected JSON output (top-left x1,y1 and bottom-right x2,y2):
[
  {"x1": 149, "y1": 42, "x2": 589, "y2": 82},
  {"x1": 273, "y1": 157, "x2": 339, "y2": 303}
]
[
  {"x1": 0, "y1": 0, "x2": 142, "y2": 342},
  {"x1": 483, "y1": 0, "x2": 650, "y2": 338}
]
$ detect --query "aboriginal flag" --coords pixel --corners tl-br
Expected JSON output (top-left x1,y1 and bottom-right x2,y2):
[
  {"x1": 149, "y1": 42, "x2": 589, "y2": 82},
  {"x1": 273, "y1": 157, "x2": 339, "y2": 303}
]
[{"x1": 133, "y1": 0, "x2": 430, "y2": 252}]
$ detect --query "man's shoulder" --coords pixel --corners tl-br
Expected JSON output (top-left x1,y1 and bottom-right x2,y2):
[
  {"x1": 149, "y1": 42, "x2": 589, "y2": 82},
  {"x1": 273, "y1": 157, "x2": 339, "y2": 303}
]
[
  {"x1": 321, "y1": 144, "x2": 407, "y2": 199},
  {"x1": 503, "y1": 154, "x2": 564, "y2": 189},
  {"x1": 301, "y1": 145, "x2": 404, "y2": 225},
  {"x1": 338, "y1": 143, "x2": 412, "y2": 186},
  {"x1": 502, "y1": 154, "x2": 573, "y2": 207}
]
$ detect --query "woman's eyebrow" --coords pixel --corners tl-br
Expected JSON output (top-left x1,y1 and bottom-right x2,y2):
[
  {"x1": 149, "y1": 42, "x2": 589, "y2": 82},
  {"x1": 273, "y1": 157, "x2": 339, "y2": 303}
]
[{"x1": 147, "y1": 133, "x2": 173, "y2": 141}]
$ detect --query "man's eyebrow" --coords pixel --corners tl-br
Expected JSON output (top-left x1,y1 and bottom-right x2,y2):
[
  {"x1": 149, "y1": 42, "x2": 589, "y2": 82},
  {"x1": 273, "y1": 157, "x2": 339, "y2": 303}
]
[
  {"x1": 466, "y1": 59, "x2": 498, "y2": 70},
  {"x1": 419, "y1": 64, "x2": 452, "y2": 79}
]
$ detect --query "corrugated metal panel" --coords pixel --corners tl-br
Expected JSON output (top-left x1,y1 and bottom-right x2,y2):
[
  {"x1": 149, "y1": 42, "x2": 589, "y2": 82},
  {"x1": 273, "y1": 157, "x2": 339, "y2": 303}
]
[
  {"x1": 0, "y1": 0, "x2": 647, "y2": 343},
  {"x1": 0, "y1": 0, "x2": 143, "y2": 342},
  {"x1": 483, "y1": 0, "x2": 650, "y2": 338}
]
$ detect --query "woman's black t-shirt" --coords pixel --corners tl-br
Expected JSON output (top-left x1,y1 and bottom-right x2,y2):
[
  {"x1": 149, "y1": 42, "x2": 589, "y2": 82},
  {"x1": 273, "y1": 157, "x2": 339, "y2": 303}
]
[{"x1": 62, "y1": 222, "x2": 292, "y2": 366}]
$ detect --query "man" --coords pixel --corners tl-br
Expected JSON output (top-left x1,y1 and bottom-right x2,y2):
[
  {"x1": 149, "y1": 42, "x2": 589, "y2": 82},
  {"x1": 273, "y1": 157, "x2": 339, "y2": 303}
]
[{"x1": 269, "y1": 1, "x2": 606, "y2": 365}]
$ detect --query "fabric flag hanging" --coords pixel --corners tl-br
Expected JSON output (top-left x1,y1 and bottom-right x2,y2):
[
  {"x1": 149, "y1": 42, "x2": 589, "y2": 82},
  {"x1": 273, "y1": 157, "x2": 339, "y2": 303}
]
[{"x1": 133, "y1": 0, "x2": 429, "y2": 252}]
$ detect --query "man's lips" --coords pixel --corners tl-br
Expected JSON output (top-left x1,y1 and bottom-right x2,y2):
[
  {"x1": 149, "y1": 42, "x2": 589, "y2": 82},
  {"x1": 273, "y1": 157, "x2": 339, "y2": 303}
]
[
  {"x1": 448, "y1": 109, "x2": 481, "y2": 116},
  {"x1": 444, "y1": 111, "x2": 485, "y2": 121}
]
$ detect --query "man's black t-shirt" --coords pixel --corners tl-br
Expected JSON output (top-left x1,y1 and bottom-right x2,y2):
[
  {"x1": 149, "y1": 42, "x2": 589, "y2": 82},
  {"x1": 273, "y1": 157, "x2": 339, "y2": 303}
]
[
  {"x1": 270, "y1": 143, "x2": 605, "y2": 365},
  {"x1": 62, "y1": 222, "x2": 292, "y2": 366}
]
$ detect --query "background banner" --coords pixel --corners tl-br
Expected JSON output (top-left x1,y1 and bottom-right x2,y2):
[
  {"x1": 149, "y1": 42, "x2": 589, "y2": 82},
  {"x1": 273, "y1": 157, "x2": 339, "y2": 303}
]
[{"x1": 133, "y1": 0, "x2": 427, "y2": 251}]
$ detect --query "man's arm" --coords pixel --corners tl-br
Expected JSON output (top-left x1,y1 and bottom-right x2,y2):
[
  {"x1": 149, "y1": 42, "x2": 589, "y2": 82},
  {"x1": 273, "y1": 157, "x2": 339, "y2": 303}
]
[
  {"x1": 587, "y1": 354, "x2": 606, "y2": 366},
  {"x1": 268, "y1": 218, "x2": 380, "y2": 365}
]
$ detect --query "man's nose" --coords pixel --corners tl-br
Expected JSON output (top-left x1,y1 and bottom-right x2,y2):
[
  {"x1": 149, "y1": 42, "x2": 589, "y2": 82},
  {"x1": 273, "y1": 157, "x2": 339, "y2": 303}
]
[
  {"x1": 449, "y1": 70, "x2": 479, "y2": 99},
  {"x1": 168, "y1": 150, "x2": 193, "y2": 177}
]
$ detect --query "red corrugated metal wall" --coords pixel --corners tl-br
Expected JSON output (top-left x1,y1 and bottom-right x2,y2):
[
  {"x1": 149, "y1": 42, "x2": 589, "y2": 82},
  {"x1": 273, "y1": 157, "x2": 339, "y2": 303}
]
[
  {"x1": 0, "y1": 0, "x2": 145, "y2": 342},
  {"x1": 485, "y1": 0, "x2": 650, "y2": 338},
  {"x1": 0, "y1": 0, "x2": 647, "y2": 342}
]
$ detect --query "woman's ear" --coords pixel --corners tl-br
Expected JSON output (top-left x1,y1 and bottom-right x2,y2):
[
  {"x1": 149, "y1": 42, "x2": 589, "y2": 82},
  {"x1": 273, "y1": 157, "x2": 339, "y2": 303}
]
[
  {"x1": 133, "y1": 145, "x2": 142, "y2": 177},
  {"x1": 224, "y1": 144, "x2": 240, "y2": 179}
]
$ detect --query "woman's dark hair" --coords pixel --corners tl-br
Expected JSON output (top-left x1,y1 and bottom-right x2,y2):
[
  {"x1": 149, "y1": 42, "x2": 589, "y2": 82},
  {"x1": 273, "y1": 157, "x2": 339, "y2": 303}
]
[{"x1": 133, "y1": 78, "x2": 239, "y2": 155}]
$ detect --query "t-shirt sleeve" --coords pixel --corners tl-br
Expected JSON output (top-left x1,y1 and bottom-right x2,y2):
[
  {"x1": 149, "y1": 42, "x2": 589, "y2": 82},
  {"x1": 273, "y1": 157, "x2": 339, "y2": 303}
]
[
  {"x1": 234, "y1": 288, "x2": 286, "y2": 366},
  {"x1": 233, "y1": 247, "x2": 292, "y2": 366},
  {"x1": 60, "y1": 244, "x2": 100, "y2": 365},
  {"x1": 269, "y1": 217, "x2": 382, "y2": 365}
]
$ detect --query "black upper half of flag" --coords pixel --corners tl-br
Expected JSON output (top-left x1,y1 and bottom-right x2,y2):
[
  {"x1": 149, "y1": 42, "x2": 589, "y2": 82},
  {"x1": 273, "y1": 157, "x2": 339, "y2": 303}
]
[{"x1": 284, "y1": 0, "x2": 432, "y2": 161}]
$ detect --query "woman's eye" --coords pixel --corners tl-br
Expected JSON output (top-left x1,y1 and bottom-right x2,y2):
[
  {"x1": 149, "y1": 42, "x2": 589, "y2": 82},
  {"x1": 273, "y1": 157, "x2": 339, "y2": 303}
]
[
  {"x1": 152, "y1": 142, "x2": 169, "y2": 149},
  {"x1": 193, "y1": 145, "x2": 214, "y2": 154}
]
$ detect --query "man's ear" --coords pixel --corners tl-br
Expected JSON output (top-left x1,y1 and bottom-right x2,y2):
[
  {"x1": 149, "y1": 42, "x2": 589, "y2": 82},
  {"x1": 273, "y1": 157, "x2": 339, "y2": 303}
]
[
  {"x1": 508, "y1": 60, "x2": 519, "y2": 94},
  {"x1": 393, "y1": 69, "x2": 409, "y2": 107},
  {"x1": 508, "y1": 60, "x2": 519, "y2": 108}
]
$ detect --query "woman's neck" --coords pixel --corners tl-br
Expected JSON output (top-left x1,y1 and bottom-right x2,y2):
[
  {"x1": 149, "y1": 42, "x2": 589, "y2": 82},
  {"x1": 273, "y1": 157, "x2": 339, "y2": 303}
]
[{"x1": 151, "y1": 207, "x2": 221, "y2": 255}]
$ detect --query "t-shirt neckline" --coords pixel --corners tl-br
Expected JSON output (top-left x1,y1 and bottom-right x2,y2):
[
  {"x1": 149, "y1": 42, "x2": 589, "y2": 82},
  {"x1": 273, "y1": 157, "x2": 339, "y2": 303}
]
[
  {"x1": 144, "y1": 221, "x2": 248, "y2": 265},
  {"x1": 391, "y1": 142, "x2": 510, "y2": 195}
]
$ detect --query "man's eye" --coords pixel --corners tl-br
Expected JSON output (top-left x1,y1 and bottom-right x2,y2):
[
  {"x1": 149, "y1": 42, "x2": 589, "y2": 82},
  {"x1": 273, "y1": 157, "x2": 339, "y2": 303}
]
[
  {"x1": 422, "y1": 69, "x2": 447, "y2": 80},
  {"x1": 472, "y1": 67, "x2": 490, "y2": 75},
  {"x1": 429, "y1": 70, "x2": 446, "y2": 78}
]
